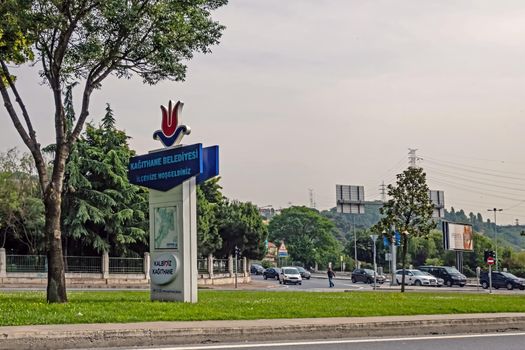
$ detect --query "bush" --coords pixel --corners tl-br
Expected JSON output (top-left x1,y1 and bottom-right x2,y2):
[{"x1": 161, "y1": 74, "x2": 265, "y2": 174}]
[
  {"x1": 261, "y1": 260, "x2": 273, "y2": 269},
  {"x1": 462, "y1": 265, "x2": 476, "y2": 277},
  {"x1": 510, "y1": 267, "x2": 525, "y2": 278},
  {"x1": 424, "y1": 258, "x2": 443, "y2": 266}
]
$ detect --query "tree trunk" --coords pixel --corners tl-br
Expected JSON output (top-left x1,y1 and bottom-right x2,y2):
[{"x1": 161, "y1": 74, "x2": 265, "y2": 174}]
[
  {"x1": 401, "y1": 236, "x2": 408, "y2": 293},
  {"x1": 44, "y1": 184, "x2": 67, "y2": 303}
]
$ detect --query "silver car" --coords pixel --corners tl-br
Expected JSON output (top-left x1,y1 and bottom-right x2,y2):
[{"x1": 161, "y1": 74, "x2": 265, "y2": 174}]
[
  {"x1": 396, "y1": 269, "x2": 438, "y2": 286},
  {"x1": 279, "y1": 267, "x2": 302, "y2": 285}
]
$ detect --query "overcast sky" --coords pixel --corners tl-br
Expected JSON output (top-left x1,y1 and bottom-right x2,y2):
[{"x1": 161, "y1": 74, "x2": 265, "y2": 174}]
[{"x1": 4, "y1": 0, "x2": 525, "y2": 225}]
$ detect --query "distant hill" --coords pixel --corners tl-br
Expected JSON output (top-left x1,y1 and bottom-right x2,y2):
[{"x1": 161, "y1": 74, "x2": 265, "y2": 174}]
[{"x1": 322, "y1": 203, "x2": 525, "y2": 250}]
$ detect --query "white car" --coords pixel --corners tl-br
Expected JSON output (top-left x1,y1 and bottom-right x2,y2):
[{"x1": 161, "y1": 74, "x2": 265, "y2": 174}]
[
  {"x1": 421, "y1": 271, "x2": 444, "y2": 287},
  {"x1": 396, "y1": 269, "x2": 438, "y2": 286},
  {"x1": 279, "y1": 267, "x2": 302, "y2": 285}
]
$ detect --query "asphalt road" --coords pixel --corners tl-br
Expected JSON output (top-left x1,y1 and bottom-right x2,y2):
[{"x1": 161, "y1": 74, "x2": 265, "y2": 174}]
[
  {"x1": 114, "y1": 332, "x2": 525, "y2": 350},
  {"x1": 254, "y1": 273, "x2": 438, "y2": 291},
  {"x1": 252, "y1": 274, "x2": 525, "y2": 293},
  {"x1": 257, "y1": 273, "x2": 369, "y2": 290}
]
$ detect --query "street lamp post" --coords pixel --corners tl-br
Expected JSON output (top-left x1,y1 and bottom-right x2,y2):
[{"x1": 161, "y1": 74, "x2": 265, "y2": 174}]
[
  {"x1": 386, "y1": 225, "x2": 398, "y2": 286},
  {"x1": 487, "y1": 208, "x2": 502, "y2": 271},
  {"x1": 352, "y1": 214, "x2": 357, "y2": 269},
  {"x1": 370, "y1": 234, "x2": 378, "y2": 290}
]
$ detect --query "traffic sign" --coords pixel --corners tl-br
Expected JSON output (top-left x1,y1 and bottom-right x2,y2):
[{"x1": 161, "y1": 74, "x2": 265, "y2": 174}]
[
  {"x1": 487, "y1": 257, "x2": 495, "y2": 265},
  {"x1": 278, "y1": 242, "x2": 288, "y2": 258}
]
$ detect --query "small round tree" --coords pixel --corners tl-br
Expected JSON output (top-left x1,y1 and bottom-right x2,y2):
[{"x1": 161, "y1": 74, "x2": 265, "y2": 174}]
[{"x1": 372, "y1": 167, "x2": 435, "y2": 292}]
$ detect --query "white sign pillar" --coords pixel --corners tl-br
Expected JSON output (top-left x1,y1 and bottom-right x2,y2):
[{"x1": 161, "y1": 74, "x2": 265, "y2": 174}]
[
  {"x1": 128, "y1": 100, "x2": 219, "y2": 304},
  {"x1": 149, "y1": 177, "x2": 198, "y2": 302}
]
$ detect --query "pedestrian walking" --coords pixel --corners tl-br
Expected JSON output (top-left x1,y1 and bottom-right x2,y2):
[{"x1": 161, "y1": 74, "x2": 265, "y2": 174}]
[{"x1": 327, "y1": 267, "x2": 335, "y2": 288}]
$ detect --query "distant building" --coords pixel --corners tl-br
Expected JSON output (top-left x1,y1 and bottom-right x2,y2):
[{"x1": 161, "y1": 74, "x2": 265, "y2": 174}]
[
  {"x1": 264, "y1": 242, "x2": 278, "y2": 264},
  {"x1": 259, "y1": 207, "x2": 280, "y2": 221}
]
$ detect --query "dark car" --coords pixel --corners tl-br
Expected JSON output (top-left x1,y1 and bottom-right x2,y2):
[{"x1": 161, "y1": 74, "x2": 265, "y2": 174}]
[
  {"x1": 263, "y1": 267, "x2": 281, "y2": 280},
  {"x1": 351, "y1": 268, "x2": 386, "y2": 284},
  {"x1": 250, "y1": 264, "x2": 264, "y2": 275},
  {"x1": 294, "y1": 266, "x2": 311, "y2": 280},
  {"x1": 480, "y1": 271, "x2": 525, "y2": 290},
  {"x1": 418, "y1": 266, "x2": 467, "y2": 287}
]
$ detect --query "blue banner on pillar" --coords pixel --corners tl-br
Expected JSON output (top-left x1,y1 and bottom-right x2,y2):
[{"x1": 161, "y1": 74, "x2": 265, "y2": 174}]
[
  {"x1": 128, "y1": 143, "x2": 203, "y2": 191},
  {"x1": 197, "y1": 146, "x2": 219, "y2": 184}
]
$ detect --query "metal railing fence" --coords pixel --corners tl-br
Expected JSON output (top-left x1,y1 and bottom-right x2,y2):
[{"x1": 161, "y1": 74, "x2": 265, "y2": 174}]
[
  {"x1": 197, "y1": 259, "x2": 208, "y2": 273},
  {"x1": 213, "y1": 259, "x2": 229, "y2": 273},
  {"x1": 6, "y1": 255, "x2": 47, "y2": 273},
  {"x1": 5, "y1": 254, "x2": 247, "y2": 275},
  {"x1": 64, "y1": 256, "x2": 102, "y2": 273},
  {"x1": 6, "y1": 255, "x2": 137, "y2": 274},
  {"x1": 109, "y1": 257, "x2": 144, "y2": 274}
]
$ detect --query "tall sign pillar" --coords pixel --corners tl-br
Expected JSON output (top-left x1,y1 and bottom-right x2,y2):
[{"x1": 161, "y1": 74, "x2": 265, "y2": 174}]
[
  {"x1": 128, "y1": 101, "x2": 219, "y2": 303},
  {"x1": 336, "y1": 184, "x2": 365, "y2": 269},
  {"x1": 148, "y1": 178, "x2": 198, "y2": 302}
]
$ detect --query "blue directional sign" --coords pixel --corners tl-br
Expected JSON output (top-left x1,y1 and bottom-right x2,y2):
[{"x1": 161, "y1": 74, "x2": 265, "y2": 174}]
[
  {"x1": 197, "y1": 146, "x2": 219, "y2": 185},
  {"x1": 128, "y1": 143, "x2": 203, "y2": 191}
]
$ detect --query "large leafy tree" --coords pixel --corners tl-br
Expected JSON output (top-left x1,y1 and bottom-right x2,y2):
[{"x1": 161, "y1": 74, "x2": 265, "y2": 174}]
[
  {"x1": 197, "y1": 178, "x2": 266, "y2": 259},
  {"x1": 372, "y1": 167, "x2": 435, "y2": 292},
  {"x1": 197, "y1": 177, "x2": 223, "y2": 257},
  {"x1": 215, "y1": 200, "x2": 267, "y2": 260},
  {"x1": 0, "y1": 148, "x2": 44, "y2": 253},
  {"x1": 0, "y1": 1, "x2": 33, "y2": 67},
  {"x1": 268, "y1": 206, "x2": 343, "y2": 269},
  {"x1": 61, "y1": 104, "x2": 148, "y2": 257},
  {"x1": 0, "y1": 0, "x2": 227, "y2": 302}
]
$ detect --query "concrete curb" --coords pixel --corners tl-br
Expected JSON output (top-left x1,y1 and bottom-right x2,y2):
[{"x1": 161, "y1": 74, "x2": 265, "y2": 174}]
[{"x1": 2, "y1": 313, "x2": 525, "y2": 349}]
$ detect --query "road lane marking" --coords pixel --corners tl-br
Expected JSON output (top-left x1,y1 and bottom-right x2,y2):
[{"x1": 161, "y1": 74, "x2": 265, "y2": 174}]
[{"x1": 134, "y1": 332, "x2": 525, "y2": 349}]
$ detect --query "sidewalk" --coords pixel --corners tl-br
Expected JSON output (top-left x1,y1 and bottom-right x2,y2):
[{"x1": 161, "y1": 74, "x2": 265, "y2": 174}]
[{"x1": 2, "y1": 313, "x2": 525, "y2": 350}]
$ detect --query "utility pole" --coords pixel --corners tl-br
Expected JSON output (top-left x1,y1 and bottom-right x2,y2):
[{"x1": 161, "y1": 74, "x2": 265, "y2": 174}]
[
  {"x1": 370, "y1": 234, "x2": 378, "y2": 290},
  {"x1": 408, "y1": 148, "x2": 418, "y2": 168},
  {"x1": 308, "y1": 188, "x2": 316, "y2": 209},
  {"x1": 380, "y1": 181, "x2": 386, "y2": 203},
  {"x1": 487, "y1": 208, "x2": 502, "y2": 271},
  {"x1": 353, "y1": 214, "x2": 357, "y2": 269}
]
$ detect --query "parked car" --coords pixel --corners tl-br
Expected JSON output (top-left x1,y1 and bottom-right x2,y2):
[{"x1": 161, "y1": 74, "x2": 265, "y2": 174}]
[
  {"x1": 418, "y1": 266, "x2": 467, "y2": 287},
  {"x1": 351, "y1": 268, "x2": 386, "y2": 284},
  {"x1": 263, "y1": 267, "x2": 281, "y2": 280},
  {"x1": 279, "y1": 267, "x2": 302, "y2": 285},
  {"x1": 395, "y1": 269, "x2": 438, "y2": 286},
  {"x1": 421, "y1": 271, "x2": 444, "y2": 287},
  {"x1": 294, "y1": 266, "x2": 311, "y2": 280},
  {"x1": 250, "y1": 264, "x2": 264, "y2": 275},
  {"x1": 480, "y1": 271, "x2": 525, "y2": 290}
]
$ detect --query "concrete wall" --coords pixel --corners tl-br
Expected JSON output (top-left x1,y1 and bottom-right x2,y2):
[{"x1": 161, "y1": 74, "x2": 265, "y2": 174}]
[{"x1": 1, "y1": 272, "x2": 250, "y2": 288}]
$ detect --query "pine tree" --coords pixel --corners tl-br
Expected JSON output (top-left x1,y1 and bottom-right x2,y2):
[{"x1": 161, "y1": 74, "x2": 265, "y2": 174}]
[{"x1": 62, "y1": 104, "x2": 148, "y2": 256}]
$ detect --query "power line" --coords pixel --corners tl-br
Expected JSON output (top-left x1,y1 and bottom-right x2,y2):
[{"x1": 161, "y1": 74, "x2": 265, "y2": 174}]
[
  {"x1": 425, "y1": 165, "x2": 525, "y2": 193},
  {"x1": 376, "y1": 155, "x2": 407, "y2": 180},
  {"x1": 427, "y1": 177, "x2": 525, "y2": 202},
  {"x1": 421, "y1": 152, "x2": 525, "y2": 165},
  {"x1": 422, "y1": 157, "x2": 525, "y2": 181}
]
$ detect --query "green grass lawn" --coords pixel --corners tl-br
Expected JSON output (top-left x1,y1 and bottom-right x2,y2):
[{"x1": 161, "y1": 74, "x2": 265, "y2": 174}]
[{"x1": 1, "y1": 290, "x2": 525, "y2": 326}]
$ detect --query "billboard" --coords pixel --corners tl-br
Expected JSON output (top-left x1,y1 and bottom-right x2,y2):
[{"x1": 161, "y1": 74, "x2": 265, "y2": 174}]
[
  {"x1": 429, "y1": 190, "x2": 445, "y2": 218},
  {"x1": 443, "y1": 222, "x2": 474, "y2": 251},
  {"x1": 336, "y1": 185, "x2": 365, "y2": 214}
]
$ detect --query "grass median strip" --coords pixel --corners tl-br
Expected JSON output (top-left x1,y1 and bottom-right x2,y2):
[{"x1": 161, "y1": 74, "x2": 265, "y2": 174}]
[{"x1": 1, "y1": 290, "x2": 525, "y2": 326}]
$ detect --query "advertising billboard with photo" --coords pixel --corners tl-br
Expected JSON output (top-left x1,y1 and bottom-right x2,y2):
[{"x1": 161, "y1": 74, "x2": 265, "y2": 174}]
[{"x1": 442, "y1": 221, "x2": 474, "y2": 251}]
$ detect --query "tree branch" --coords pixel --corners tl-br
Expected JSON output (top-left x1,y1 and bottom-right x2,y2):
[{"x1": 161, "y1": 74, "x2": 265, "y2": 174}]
[
  {"x1": 1, "y1": 62, "x2": 38, "y2": 143},
  {"x1": 0, "y1": 62, "x2": 48, "y2": 191}
]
